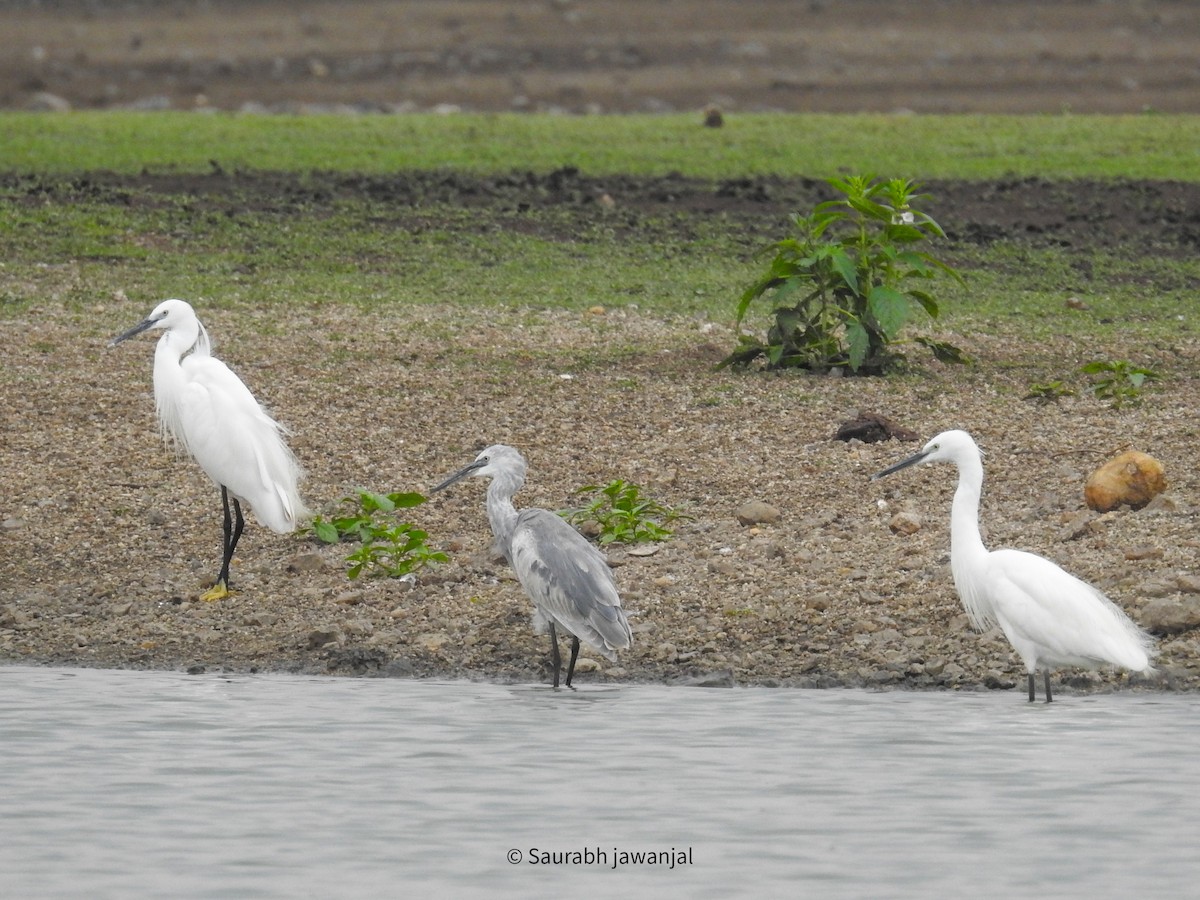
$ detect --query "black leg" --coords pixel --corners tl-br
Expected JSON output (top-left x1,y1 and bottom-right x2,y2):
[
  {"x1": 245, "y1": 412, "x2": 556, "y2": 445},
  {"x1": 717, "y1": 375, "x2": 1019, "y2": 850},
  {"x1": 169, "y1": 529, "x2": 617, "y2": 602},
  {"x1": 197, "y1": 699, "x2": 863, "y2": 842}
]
[
  {"x1": 1044, "y1": 671, "x2": 1053, "y2": 703},
  {"x1": 564, "y1": 636, "x2": 581, "y2": 689},
  {"x1": 216, "y1": 485, "x2": 234, "y2": 588},
  {"x1": 205, "y1": 488, "x2": 244, "y2": 600},
  {"x1": 1027, "y1": 673, "x2": 1036, "y2": 702},
  {"x1": 548, "y1": 621, "x2": 561, "y2": 688},
  {"x1": 230, "y1": 496, "x2": 245, "y2": 568}
]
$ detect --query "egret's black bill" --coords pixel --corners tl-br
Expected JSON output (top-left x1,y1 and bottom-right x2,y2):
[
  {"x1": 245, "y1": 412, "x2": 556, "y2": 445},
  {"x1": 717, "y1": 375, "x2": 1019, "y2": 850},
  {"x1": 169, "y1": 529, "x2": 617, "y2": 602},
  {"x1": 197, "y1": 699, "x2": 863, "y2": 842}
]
[
  {"x1": 871, "y1": 448, "x2": 930, "y2": 481},
  {"x1": 109, "y1": 316, "x2": 157, "y2": 347},
  {"x1": 431, "y1": 459, "x2": 486, "y2": 493}
]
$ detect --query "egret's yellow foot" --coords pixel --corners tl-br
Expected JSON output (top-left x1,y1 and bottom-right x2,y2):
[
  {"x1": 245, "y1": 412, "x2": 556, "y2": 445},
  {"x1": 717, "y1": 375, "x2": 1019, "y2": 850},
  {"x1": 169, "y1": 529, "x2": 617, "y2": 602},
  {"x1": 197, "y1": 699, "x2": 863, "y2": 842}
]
[{"x1": 200, "y1": 581, "x2": 231, "y2": 602}]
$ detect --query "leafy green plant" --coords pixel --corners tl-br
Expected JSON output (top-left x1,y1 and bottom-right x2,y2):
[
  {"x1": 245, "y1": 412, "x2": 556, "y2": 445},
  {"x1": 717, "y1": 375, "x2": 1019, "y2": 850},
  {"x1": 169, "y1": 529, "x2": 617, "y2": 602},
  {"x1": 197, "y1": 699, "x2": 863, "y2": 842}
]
[
  {"x1": 1081, "y1": 360, "x2": 1160, "y2": 408},
  {"x1": 561, "y1": 480, "x2": 687, "y2": 545},
  {"x1": 1022, "y1": 380, "x2": 1076, "y2": 404},
  {"x1": 310, "y1": 490, "x2": 448, "y2": 580},
  {"x1": 720, "y1": 175, "x2": 966, "y2": 374}
]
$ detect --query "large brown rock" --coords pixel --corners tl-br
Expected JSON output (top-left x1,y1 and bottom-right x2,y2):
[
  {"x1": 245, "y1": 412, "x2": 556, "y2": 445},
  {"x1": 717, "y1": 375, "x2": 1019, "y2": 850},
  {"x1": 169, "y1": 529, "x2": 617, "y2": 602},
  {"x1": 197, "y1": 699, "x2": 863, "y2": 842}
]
[{"x1": 1084, "y1": 450, "x2": 1166, "y2": 512}]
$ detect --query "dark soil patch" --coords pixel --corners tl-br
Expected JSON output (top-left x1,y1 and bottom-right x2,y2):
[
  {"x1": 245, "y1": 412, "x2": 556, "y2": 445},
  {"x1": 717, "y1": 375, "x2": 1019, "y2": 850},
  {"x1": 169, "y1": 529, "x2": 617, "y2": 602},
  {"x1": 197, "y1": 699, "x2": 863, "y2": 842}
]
[{"x1": 7, "y1": 170, "x2": 1200, "y2": 259}]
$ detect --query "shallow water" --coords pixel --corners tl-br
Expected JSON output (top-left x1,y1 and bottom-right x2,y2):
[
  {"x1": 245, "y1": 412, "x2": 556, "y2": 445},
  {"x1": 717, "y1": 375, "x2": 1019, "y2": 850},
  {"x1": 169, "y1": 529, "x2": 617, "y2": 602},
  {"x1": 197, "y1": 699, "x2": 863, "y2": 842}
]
[{"x1": 2, "y1": 666, "x2": 1197, "y2": 899}]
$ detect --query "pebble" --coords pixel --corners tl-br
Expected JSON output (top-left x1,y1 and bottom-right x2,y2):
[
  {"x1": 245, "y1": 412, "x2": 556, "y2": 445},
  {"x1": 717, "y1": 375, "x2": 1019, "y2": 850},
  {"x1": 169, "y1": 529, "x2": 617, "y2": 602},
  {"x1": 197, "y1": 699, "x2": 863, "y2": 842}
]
[
  {"x1": 735, "y1": 500, "x2": 781, "y2": 526},
  {"x1": 415, "y1": 632, "x2": 451, "y2": 652},
  {"x1": 306, "y1": 628, "x2": 341, "y2": 649},
  {"x1": 286, "y1": 553, "x2": 329, "y2": 573},
  {"x1": 888, "y1": 511, "x2": 921, "y2": 535},
  {"x1": 1141, "y1": 597, "x2": 1200, "y2": 635}
]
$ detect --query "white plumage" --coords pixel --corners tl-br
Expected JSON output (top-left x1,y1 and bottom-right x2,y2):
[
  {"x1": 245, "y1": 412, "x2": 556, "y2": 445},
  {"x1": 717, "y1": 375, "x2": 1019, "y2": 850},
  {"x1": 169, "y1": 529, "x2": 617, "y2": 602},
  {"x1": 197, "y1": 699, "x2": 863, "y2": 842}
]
[
  {"x1": 874, "y1": 429, "x2": 1156, "y2": 701},
  {"x1": 111, "y1": 299, "x2": 307, "y2": 599},
  {"x1": 433, "y1": 444, "x2": 632, "y2": 687}
]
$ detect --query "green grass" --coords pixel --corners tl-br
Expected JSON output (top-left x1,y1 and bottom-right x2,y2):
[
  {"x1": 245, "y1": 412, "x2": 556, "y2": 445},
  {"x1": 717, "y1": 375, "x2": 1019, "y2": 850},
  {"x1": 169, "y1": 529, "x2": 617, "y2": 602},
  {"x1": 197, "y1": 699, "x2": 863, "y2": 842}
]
[
  {"x1": 2, "y1": 111, "x2": 1197, "y2": 364},
  {"x1": 3, "y1": 111, "x2": 1199, "y2": 179}
]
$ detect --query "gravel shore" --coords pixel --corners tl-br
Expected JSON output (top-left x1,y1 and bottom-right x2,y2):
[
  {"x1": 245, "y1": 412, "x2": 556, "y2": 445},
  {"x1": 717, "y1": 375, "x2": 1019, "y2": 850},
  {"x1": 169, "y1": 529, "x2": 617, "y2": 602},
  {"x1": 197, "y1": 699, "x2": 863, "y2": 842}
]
[{"x1": 4, "y1": 281, "x2": 1199, "y2": 694}]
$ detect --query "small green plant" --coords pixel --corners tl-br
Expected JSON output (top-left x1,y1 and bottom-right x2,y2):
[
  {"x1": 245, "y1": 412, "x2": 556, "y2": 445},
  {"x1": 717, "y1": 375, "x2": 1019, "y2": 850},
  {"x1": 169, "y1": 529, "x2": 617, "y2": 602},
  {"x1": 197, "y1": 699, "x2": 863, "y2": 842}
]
[
  {"x1": 310, "y1": 490, "x2": 448, "y2": 580},
  {"x1": 561, "y1": 480, "x2": 687, "y2": 545},
  {"x1": 720, "y1": 174, "x2": 966, "y2": 374},
  {"x1": 1022, "y1": 380, "x2": 1076, "y2": 404},
  {"x1": 1081, "y1": 360, "x2": 1160, "y2": 408}
]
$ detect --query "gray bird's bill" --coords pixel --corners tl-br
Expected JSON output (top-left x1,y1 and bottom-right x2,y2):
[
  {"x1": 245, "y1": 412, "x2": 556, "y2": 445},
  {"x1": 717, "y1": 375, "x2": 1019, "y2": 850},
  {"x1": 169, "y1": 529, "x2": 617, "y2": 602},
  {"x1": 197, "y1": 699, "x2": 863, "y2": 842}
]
[
  {"x1": 431, "y1": 459, "x2": 486, "y2": 493},
  {"x1": 108, "y1": 316, "x2": 157, "y2": 347},
  {"x1": 871, "y1": 448, "x2": 930, "y2": 481}
]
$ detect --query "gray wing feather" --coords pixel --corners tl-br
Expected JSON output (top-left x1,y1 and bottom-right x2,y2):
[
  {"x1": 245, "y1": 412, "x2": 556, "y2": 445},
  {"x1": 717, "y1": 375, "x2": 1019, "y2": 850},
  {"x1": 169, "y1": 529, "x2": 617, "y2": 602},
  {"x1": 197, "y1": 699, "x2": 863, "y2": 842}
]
[{"x1": 509, "y1": 509, "x2": 632, "y2": 660}]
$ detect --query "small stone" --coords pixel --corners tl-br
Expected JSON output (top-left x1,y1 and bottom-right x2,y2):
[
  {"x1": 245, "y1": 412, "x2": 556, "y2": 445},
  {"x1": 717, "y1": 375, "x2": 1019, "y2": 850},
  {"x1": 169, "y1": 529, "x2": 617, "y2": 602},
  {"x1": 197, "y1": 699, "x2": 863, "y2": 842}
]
[
  {"x1": 1065, "y1": 296, "x2": 1090, "y2": 310},
  {"x1": 1141, "y1": 597, "x2": 1200, "y2": 635},
  {"x1": 940, "y1": 662, "x2": 965, "y2": 680},
  {"x1": 736, "y1": 500, "x2": 781, "y2": 526},
  {"x1": 1143, "y1": 494, "x2": 1182, "y2": 514},
  {"x1": 1139, "y1": 577, "x2": 1180, "y2": 599},
  {"x1": 415, "y1": 632, "x2": 450, "y2": 652},
  {"x1": 983, "y1": 670, "x2": 1017, "y2": 689},
  {"x1": 2, "y1": 518, "x2": 25, "y2": 531},
  {"x1": 343, "y1": 619, "x2": 374, "y2": 637},
  {"x1": 1059, "y1": 510, "x2": 1095, "y2": 542},
  {"x1": 1084, "y1": 451, "x2": 1166, "y2": 512},
  {"x1": 572, "y1": 658, "x2": 601, "y2": 674},
  {"x1": 1124, "y1": 546, "x2": 1164, "y2": 561},
  {"x1": 1175, "y1": 574, "x2": 1200, "y2": 594},
  {"x1": 306, "y1": 628, "x2": 341, "y2": 649},
  {"x1": 888, "y1": 511, "x2": 922, "y2": 535},
  {"x1": 286, "y1": 553, "x2": 329, "y2": 573},
  {"x1": 627, "y1": 544, "x2": 659, "y2": 557}
]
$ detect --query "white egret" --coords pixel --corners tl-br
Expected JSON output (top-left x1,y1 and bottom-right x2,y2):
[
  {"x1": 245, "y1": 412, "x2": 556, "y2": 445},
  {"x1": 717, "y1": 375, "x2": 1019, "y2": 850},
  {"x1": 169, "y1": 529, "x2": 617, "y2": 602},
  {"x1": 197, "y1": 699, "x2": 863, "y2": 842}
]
[
  {"x1": 110, "y1": 299, "x2": 308, "y2": 601},
  {"x1": 432, "y1": 444, "x2": 633, "y2": 688},
  {"x1": 873, "y1": 429, "x2": 1157, "y2": 701}
]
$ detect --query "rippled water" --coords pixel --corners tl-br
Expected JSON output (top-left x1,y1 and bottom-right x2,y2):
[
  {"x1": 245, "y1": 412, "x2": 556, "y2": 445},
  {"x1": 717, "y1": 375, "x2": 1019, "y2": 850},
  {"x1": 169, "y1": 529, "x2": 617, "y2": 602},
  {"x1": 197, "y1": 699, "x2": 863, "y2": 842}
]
[{"x1": 2, "y1": 666, "x2": 1197, "y2": 899}]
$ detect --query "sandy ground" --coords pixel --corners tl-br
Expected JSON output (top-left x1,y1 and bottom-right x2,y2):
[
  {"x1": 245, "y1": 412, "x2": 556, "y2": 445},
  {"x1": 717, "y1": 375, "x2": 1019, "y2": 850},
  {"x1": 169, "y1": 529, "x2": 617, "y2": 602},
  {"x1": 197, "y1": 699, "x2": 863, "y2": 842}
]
[
  {"x1": 2, "y1": 169, "x2": 1199, "y2": 694},
  {"x1": 3, "y1": 0, "x2": 1198, "y2": 114}
]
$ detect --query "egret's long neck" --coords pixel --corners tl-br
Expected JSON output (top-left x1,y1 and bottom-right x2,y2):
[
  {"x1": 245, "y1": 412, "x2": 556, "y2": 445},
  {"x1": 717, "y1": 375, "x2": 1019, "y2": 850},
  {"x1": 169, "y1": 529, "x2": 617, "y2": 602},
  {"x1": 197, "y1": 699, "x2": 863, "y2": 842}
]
[
  {"x1": 949, "y1": 453, "x2": 989, "y2": 570},
  {"x1": 485, "y1": 474, "x2": 522, "y2": 557},
  {"x1": 152, "y1": 322, "x2": 202, "y2": 445}
]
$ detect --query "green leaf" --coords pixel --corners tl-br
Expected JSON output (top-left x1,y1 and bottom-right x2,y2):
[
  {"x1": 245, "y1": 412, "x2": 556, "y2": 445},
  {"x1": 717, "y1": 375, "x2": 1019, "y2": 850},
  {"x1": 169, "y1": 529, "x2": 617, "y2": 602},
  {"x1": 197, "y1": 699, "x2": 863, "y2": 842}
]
[
  {"x1": 386, "y1": 491, "x2": 427, "y2": 509},
  {"x1": 828, "y1": 248, "x2": 859, "y2": 295},
  {"x1": 907, "y1": 289, "x2": 940, "y2": 319},
  {"x1": 846, "y1": 321, "x2": 870, "y2": 372},
  {"x1": 914, "y1": 336, "x2": 972, "y2": 365},
  {"x1": 313, "y1": 521, "x2": 340, "y2": 544},
  {"x1": 867, "y1": 285, "x2": 909, "y2": 339},
  {"x1": 358, "y1": 489, "x2": 395, "y2": 513}
]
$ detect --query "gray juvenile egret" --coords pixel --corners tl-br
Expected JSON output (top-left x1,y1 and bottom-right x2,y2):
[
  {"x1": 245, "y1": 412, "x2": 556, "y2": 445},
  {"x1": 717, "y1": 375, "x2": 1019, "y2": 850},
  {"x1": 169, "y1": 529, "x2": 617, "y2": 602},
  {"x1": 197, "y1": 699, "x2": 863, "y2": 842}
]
[
  {"x1": 432, "y1": 444, "x2": 633, "y2": 688},
  {"x1": 110, "y1": 299, "x2": 308, "y2": 601},
  {"x1": 873, "y1": 429, "x2": 1157, "y2": 702}
]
